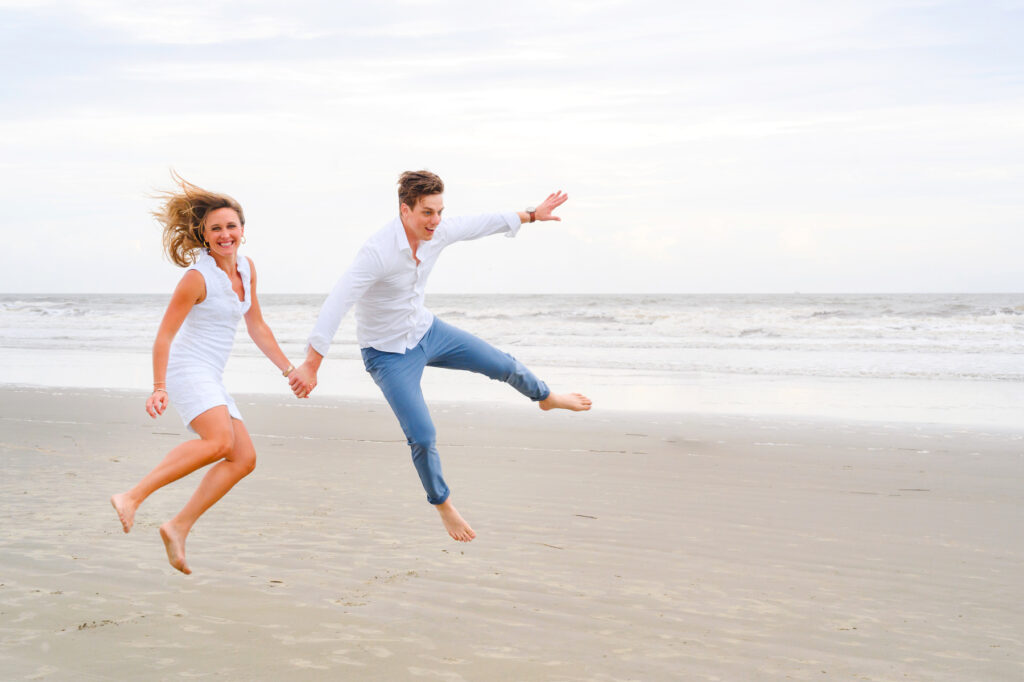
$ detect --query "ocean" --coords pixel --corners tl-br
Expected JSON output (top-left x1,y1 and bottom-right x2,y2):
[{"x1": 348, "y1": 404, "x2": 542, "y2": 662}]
[{"x1": 1, "y1": 293, "x2": 1022, "y2": 427}]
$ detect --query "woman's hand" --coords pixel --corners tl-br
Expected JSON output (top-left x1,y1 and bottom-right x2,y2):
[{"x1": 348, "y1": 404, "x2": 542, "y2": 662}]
[
  {"x1": 146, "y1": 389, "x2": 168, "y2": 418},
  {"x1": 288, "y1": 363, "x2": 318, "y2": 399}
]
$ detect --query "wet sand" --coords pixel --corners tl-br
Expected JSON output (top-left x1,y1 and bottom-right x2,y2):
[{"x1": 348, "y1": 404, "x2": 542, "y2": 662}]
[{"x1": 1, "y1": 386, "x2": 1022, "y2": 680}]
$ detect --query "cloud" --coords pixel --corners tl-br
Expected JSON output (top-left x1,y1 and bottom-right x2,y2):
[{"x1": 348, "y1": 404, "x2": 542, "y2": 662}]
[{"x1": 0, "y1": 0, "x2": 1022, "y2": 292}]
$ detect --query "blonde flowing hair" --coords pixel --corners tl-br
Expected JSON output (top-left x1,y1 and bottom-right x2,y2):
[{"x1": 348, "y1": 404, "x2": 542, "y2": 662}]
[{"x1": 154, "y1": 172, "x2": 246, "y2": 267}]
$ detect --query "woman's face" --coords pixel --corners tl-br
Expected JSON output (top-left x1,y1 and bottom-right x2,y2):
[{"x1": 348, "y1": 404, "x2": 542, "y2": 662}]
[{"x1": 203, "y1": 207, "x2": 244, "y2": 259}]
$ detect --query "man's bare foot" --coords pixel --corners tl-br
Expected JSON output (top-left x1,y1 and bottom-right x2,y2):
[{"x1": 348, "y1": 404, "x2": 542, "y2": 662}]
[
  {"x1": 539, "y1": 392, "x2": 592, "y2": 412},
  {"x1": 159, "y1": 523, "x2": 192, "y2": 575},
  {"x1": 110, "y1": 493, "x2": 136, "y2": 533},
  {"x1": 435, "y1": 500, "x2": 476, "y2": 542}
]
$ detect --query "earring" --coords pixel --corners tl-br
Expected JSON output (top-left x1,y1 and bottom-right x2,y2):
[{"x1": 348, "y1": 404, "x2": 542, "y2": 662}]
[{"x1": 241, "y1": 235, "x2": 247, "y2": 245}]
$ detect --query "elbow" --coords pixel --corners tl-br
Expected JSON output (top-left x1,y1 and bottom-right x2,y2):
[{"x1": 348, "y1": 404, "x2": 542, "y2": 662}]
[
  {"x1": 152, "y1": 335, "x2": 173, "y2": 354},
  {"x1": 247, "y1": 323, "x2": 271, "y2": 344}
]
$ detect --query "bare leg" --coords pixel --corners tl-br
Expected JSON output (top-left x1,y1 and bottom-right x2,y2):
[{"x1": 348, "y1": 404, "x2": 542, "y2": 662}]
[
  {"x1": 159, "y1": 417, "x2": 257, "y2": 574},
  {"x1": 435, "y1": 499, "x2": 476, "y2": 542},
  {"x1": 110, "y1": 406, "x2": 234, "y2": 534},
  {"x1": 539, "y1": 392, "x2": 592, "y2": 411}
]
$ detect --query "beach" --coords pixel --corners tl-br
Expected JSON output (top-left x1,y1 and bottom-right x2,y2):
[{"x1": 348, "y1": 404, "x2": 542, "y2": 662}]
[{"x1": 2, "y1": 385, "x2": 1022, "y2": 681}]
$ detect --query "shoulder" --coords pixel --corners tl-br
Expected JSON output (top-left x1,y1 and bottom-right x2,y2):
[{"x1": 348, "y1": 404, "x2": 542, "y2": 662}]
[
  {"x1": 175, "y1": 268, "x2": 207, "y2": 303},
  {"x1": 354, "y1": 241, "x2": 388, "y2": 274},
  {"x1": 359, "y1": 226, "x2": 398, "y2": 265}
]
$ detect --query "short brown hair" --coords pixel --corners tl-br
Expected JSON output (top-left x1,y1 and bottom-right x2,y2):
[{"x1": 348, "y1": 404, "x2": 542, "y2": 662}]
[
  {"x1": 153, "y1": 171, "x2": 245, "y2": 267},
  {"x1": 398, "y1": 170, "x2": 444, "y2": 209}
]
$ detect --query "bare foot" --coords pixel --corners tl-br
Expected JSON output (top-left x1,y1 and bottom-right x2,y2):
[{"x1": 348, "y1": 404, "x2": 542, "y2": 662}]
[
  {"x1": 110, "y1": 493, "x2": 136, "y2": 533},
  {"x1": 435, "y1": 500, "x2": 476, "y2": 542},
  {"x1": 539, "y1": 392, "x2": 592, "y2": 412},
  {"x1": 159, "y1": 523, "x2": 192, "y2": 575}
]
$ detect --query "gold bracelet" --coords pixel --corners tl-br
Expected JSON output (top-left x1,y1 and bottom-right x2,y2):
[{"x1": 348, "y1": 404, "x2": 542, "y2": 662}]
[
  {"x1": 152, "y1": 388, "x2": 167, "y2": 394},
  {"x1": 282, "y1": 365, "x2": 295, "y2": 377}
]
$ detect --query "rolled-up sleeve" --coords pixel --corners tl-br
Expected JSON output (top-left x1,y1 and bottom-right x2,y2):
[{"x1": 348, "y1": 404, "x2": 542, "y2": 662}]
[{"x1": 307, "y1": 245, "x2": 381, "y2": 356}]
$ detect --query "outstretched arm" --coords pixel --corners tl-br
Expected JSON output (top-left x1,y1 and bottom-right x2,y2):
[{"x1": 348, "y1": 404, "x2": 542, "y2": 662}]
[
  {"x1": 517, "y1": 190, "x2": 568, "y2": 224},
  {"x1": 439, "y1": 191, "x2": 569, "y2": 245}
]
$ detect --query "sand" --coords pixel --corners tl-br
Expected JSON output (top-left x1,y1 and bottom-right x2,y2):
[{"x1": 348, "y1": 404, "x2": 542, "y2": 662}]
[{"x1": 1, "y1": 385, "x2": 1022, "y2": 681}]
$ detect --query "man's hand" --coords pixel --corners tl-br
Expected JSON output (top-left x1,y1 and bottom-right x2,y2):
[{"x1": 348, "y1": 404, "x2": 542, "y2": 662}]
[
  {"x1": 534, "y1": 190, "x2": 568, "y2": 222},
  {"x1": 288, "y1": 362, "x2": 318, "y2": 399}
]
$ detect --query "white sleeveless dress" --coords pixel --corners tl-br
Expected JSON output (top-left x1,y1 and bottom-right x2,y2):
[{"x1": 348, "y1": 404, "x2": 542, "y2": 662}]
[{"x1": 166, "y1": 251, "x2": 251, "y2": 431}]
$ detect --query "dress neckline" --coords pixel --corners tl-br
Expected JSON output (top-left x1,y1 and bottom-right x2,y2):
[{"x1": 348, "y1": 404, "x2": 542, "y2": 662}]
[{"x1": 201, "y1": 251, "x2": 248, "y2": 304}]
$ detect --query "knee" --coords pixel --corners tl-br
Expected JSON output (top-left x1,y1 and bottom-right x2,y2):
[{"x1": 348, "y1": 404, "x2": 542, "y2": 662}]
[
  {"x1": 492, "y1": 353, "x2": 519, "y2": 381},
  {"x1": 206, "y1": 434, "x2": 235, "y2": 462},
  {"x1": 238, "y1": 452, "x2": 257, "y2": 476},
  {"x1": 407, "y1": 424, "x2": 437, "y2": 452}
]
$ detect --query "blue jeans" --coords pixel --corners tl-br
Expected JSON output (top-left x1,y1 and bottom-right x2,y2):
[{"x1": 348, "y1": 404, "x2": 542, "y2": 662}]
[{"x1": 361, "y1": 317, "x2": 550, "y2": 504}]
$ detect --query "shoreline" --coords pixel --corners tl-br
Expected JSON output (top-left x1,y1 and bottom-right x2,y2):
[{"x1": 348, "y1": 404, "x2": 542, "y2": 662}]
[
  {"x1": 5, "y1": 378, "x2": 1024, "y2": 433},
  {"x1": 2, "y1": 386, "x2": 1022, "y2": 680}
]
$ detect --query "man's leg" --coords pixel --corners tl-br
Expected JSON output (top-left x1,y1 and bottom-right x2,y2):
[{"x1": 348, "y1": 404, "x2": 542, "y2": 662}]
[
  {"x1": 361, "y1": 346, "x2": 476, "y2": 541},
  {"x1": 423, "y1": 318, "x2": 592, "y2": 411},
  {"x1": 423, "y1": 318, "x2": 549, "y2": 398}
]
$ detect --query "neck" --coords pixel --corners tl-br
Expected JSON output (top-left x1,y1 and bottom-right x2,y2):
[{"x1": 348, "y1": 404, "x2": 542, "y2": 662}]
[{"x1": 208, "y1": 250, "x2": 237, "y2": 272}]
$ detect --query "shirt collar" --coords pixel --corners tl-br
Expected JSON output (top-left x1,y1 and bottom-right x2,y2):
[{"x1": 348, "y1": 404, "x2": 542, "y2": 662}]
[{"x1": 391, "y1": 217, "x2": 412, "y2": 254}]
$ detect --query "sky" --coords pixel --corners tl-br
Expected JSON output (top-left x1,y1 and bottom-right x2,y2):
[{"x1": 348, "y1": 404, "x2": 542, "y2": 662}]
[{"x1": 0, "y1": 0, "x2": 1021, "y2": 294}]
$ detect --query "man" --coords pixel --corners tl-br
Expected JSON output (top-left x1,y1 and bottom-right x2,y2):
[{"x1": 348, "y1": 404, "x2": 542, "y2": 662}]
[{"x1": 289, "y1": 170, "x2": 592, "y2": 542}]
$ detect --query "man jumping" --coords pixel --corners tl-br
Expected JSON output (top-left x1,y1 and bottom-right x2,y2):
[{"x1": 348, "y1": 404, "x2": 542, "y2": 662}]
[{"x1": 289, "y1": 170, "x2": 591, "y2": 542}]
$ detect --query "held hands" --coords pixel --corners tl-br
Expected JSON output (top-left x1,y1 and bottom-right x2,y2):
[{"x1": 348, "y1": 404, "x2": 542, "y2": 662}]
[
  {"x1": 288, "y1": 362, "x2": 318, "y2": 399},
  {"x1": 534, "y1": 191, "x2": 568, "y2": 222},
  {"x1": 146, "y1": 389, "x2": 168, "y2": 418}
]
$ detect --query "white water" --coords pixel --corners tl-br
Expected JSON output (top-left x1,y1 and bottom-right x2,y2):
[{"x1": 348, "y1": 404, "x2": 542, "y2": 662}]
[{"x1": 2, "y1": 293, "x2": 1022, "y2": 426}]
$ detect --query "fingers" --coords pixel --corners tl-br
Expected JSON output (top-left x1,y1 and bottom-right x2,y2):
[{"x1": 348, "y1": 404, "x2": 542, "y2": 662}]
[
  {"x1": 145, "y1": 396, "x2": 166, "y2": 418},
  {"x1": 288, "y1": 366, "x2": 316, "y2": 399},
  {"x1": 290, "y1": 379, "x2": 316, "y2": 399},
  {"x1": 546, "y1": 190, "x2": 568, "y2": 207},
  {"x1": 536, "y1": 191, "x2": 568, "y2": 220}
]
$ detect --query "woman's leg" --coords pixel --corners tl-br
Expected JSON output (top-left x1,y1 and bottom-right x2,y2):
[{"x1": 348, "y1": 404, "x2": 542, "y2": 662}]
[
  {"x1": 110, "y1": 405, "x2": 235, "y2": 534},
  {"x1": 159, "y1": 415, "x2": 256, "y2": 574}
]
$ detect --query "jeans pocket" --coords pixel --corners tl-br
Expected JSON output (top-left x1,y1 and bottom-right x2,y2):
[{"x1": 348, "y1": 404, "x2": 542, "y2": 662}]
[{"x1": 361, "y1": 347, "x2": 389, "y2": 375}]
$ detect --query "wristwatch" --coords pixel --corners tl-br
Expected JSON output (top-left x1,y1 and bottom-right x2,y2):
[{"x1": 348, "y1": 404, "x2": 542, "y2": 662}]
[{"x1": 526, "y1": 207, "x2": 536, "y2": 223}]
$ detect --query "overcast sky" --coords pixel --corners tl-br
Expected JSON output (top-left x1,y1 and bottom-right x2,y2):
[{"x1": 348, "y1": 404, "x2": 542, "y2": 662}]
[{"x1": 1, "y1": 0, "x2": 1021, "y2": 294}]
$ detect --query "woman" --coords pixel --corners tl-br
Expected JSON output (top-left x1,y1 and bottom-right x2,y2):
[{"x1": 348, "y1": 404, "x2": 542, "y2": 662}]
[{"x1": 111, "y1": 174, "x2": 297, "y2": 574}]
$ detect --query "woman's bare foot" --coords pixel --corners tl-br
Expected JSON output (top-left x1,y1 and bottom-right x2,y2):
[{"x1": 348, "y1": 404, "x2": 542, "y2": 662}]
[
  {"x1": 539, "y1": 392, "x2": 592, "y2": 411},
  {"x1": 159, "y1": 523, "x2": 192, "y2": 574},
  {"x1": 110, "y1": 493, "x2": 137, "y2": 533},
  {"x1": 435, "y1": 500, "x2": 476, "y2": 542}
]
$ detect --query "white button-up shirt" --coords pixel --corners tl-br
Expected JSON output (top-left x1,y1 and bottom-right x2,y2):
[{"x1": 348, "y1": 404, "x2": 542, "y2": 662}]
[{"x1": 308, "y1": 211, "x2": 522, "y2": 355}]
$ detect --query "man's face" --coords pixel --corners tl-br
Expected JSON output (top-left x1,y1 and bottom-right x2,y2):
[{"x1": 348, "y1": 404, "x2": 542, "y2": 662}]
[{"x1": 401, "y1": 193, "x2": 444, "y2": 243}]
